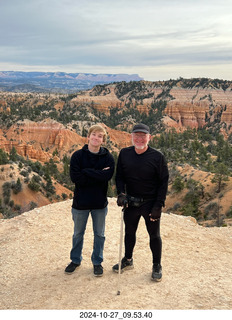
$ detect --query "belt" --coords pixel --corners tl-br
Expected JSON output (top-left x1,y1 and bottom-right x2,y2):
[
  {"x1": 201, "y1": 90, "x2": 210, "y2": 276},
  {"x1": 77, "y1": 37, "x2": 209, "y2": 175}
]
[{"x1": 127, "y1": 195, "x2": 154, "y2": 207}]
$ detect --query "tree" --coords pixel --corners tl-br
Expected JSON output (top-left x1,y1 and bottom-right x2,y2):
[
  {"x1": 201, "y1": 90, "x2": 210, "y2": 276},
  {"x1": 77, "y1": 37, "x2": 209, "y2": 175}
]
[
  {"x1": 28, "y1": 176, "x2": 40, "y2": 192},
  {"x1": 9, "y1": 147, "x2": 18, "y2": 162},
  {"x1": 0, "y1": 148, "x2": 9, "y2": 164},
  {"x1": 12, "y1": 178, "x2": 22, "y2": 194},
  {"x1": 211, "y1": 163, "x2": 230, "y2": 193},
  {"x1": 44, "y1": 159, "x2": 59, "y2": 177},
  {"x1": 182, "y1": 179, "x2": 203, "y2": 219},
  {"x1": 29, "y1": 202, "x2": 38, "y2": 210},
  {"x1": 172, "y1": 176, "x2": 185, "y2": 192},
  {"x1": 44, "y1": 176, "x2": 55, "y2": 196},
  {"x1": 226, "y1": 206, "x2": 232, "y2": 218},
  {"x1": 186, "y1": 179, "x2": 204, "y2": 199},
  {"x1": 62, "y1": 155, "x2": 70, "y2": 176},
  {"x1": 2, "y1": 181, "x2": 12, "y2": 207},
  {"x1": 62, "y1": 193, "x2": 68, "y2": 200},
  {"x1": 181, "y1": 203, "x2": 200, "y2": 218}
]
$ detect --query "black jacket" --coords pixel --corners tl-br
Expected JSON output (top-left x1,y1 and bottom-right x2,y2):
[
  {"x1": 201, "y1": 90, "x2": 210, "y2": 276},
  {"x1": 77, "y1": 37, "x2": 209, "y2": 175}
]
[
  {"x1": 116, "y1": 146, "x2": 169, "y2": 207},
  {"x1": 70, "y1": 144, "x2": 115, "y2": 210}
]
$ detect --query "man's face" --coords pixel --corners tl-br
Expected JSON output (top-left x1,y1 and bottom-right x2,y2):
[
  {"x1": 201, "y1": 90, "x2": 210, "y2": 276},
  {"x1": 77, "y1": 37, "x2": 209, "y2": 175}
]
[
  {"x1": 88, "y1": 130, "x2": 104, "y2": 148},
  {"x1": 132, "y1": 132, "x2": 151, "y2": 150}
]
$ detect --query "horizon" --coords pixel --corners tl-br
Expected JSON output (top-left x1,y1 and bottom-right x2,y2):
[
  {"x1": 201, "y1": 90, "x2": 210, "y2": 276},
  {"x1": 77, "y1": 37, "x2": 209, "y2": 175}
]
[
  {"x1": 0, "y1": 70, "x2": 231, "y2": 83},
  {"x1": 1, "y1": 0, "x2": 232, "y2": 82}
]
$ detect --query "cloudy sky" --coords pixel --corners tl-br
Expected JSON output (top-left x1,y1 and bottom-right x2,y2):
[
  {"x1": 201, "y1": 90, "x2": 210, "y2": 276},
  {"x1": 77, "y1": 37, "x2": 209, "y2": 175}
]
[{"x1": 0, "y1": 0, "x2": 232, "y2": 81}]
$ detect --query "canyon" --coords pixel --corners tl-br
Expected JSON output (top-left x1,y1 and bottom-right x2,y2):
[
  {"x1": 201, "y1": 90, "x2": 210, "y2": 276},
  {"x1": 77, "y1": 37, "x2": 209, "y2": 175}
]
[
  {"x1": 1, "y1": 79, "x2": 232, "y2": 163},
  {"x1": 0, "y1": 78, "x2": 232, "y2": 224}
]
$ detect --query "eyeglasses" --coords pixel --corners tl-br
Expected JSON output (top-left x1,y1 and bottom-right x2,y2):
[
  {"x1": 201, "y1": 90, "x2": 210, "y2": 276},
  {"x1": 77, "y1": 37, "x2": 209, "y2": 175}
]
[{"x1": 132, "y1": 133, "x2": 148, "y2": 139}]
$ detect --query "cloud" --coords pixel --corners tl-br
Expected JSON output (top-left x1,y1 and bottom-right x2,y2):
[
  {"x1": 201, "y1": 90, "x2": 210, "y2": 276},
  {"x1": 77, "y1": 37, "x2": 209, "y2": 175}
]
[{"x1": 0, "y1": 0, "x2": 232, "y2": 80}]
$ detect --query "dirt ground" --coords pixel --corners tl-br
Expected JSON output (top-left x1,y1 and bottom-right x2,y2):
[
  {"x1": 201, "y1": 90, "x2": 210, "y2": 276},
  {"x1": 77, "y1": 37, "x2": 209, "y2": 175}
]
[{"x1": 0, "y1": 198, "x2": 232, "y2": 311}]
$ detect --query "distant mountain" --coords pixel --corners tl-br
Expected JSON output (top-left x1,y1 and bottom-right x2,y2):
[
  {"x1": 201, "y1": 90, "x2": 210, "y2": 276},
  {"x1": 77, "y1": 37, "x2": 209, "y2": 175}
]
[{"x1": 0, "y1": 71, "x2": 143, "y2": 93}]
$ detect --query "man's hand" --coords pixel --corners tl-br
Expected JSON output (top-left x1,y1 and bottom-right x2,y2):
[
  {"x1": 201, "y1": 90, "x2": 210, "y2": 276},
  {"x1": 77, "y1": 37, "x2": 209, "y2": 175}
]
[
  {"x1": 149, "y1": 207, "x2": 162, "y2": 222},
  {"x1": 117, "y1": 193, "x2": 128, "y2": 207}
]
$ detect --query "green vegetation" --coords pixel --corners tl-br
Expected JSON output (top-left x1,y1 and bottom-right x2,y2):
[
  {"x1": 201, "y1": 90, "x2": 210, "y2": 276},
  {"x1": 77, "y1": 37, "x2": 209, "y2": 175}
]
[
  {"x1": 172, "y1": 175, "x2": 185, "y2": 192},
  {"x1": 150, "y1": 128, "x2": 232, "y2": 175},
  {"x1": 211, "y1": 163, "x2": 230, "y2": 193},
  {"x1": 0, "y1": 77, "x2": 232, "y2": 224},
  {"x1": 0, "y1": 149, "x2": 9, "y2": 164},
  {"x1": 181, "y1": 179, "x2": 205, "y2": 219},
  {"x1": 150, "y1": 128, "x2": 231, "y2": 225},
  {"x1": 12, "y1": 178, "x2": 22, "y2": 194},
  {"x1": 0, "y1": 148, "x2": 74, "y2": 218}
]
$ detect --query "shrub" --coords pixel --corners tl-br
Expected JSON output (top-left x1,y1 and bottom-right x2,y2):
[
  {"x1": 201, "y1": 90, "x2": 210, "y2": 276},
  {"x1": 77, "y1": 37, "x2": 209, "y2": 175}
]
[
  {"x1": 181, "y1": 203, "x2": 201, "y2": 218},
  {"x1": 28, "y1": 177, "x2": 40, "y2": 192},
  {"x1": 0, "y1": 148, "x2": 9, "y2": 164},
  {"x1": 12, "y1": 178, "x2": 22, "y2": 194},
  {"x1": 2, "y1": 182, "x2": 11, "y2": 203},
  {"x1": 32, "y1": 175, "x2": 42, "y2": 183},
  {"x1": 9, "y1": 200, "x2": 14, "y2": 208},
  {"x1": 29, "y1": 202, "x2": 38, "y2": 210},
  {"x1": 226, "y1": 206, "x2": 232, "y2": 218},
  {"x1": 14, "y1": 204, "x2": 21, "y2": 211},
  {"x1": 172, "y1": 176, "x2": 185, "y2": 192},
  {"x1": 173, "y1": 202, "x2": 181, "y2": 211},
  {"x1": 204, "y1": 202, "x2": 218, "y2": 215},
  {"x1": 20, "y1": 170, "x2": 29, "y2": 177}
]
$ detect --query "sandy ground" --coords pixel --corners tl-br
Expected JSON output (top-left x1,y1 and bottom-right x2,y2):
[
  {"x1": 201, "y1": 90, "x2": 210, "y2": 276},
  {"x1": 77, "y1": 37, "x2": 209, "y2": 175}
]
[{"x1": 0, "y1": 198, "x2": 232, "y2": 311}]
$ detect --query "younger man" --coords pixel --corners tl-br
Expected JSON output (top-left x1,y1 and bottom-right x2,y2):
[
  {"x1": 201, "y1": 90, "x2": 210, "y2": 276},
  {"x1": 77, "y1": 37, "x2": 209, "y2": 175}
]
[{"x1": 65, "y1": 125, "x2": 115, "y2": 277}]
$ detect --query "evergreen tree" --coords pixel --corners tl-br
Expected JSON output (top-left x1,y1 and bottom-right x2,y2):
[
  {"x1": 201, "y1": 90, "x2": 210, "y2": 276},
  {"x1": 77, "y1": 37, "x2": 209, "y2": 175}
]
[
  {"x1": 172, "y1": 176, "x2": 185, "y2": 192},
  {"x1": 12, "y1": 178, "x2": 22, "y2": 194},
  {"x1": 211, "y1": 163, "x2": 230, "y2": 193},
  {"x1": 9, "y1": 147, "x2": 18, "y2": 162},
  {"x1": 0, "y1": 148, "x2": 9, "y2": 164},
  {"x1": 28, "y1": 176, "x2": 40, "y2": 192}
]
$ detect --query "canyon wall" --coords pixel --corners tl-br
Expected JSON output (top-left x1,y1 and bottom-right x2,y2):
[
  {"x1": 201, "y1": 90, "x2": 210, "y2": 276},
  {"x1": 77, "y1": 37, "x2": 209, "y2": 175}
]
[{"x1": 1, "y1": 81, "x2": 232, "y2": 163}]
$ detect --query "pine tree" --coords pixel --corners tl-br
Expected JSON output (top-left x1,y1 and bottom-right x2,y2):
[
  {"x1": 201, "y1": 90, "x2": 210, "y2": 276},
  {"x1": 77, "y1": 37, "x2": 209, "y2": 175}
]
[{"x1": 211, "y1": 163, "x2": 230, "y2": 193}]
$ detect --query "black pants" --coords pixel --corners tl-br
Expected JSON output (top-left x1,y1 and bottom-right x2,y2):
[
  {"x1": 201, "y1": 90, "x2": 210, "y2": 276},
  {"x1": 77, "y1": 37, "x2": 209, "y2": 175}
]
[{"x1": 123, "y1": 201, "x2": 162, "y2": 265}]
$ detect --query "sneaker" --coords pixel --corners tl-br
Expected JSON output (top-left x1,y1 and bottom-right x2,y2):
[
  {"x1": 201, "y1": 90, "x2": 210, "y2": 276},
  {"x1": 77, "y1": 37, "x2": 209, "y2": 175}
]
[
  {"x1": 151, "y1": 263, "x2": 162, "y2": 281},
  {"x1": 112, "y1": 257, "x2": 134, "y2": 273},
  {"x1": 94, "y1": 265, "x2": 103, "y2": 277},
  {"x1": 65, "y1": 262, "x2": 80, "y2": 274}
]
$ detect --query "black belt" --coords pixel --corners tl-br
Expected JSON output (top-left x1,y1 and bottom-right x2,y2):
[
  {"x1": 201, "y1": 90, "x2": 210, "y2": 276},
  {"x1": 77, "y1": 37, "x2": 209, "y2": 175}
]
[{"x1": 127, "y1": 195, "x2": 154, "y2": 207}]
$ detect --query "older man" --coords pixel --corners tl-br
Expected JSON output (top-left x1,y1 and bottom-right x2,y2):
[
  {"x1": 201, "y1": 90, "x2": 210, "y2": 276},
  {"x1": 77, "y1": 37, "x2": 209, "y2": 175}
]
[{"x1": 113, "y1": 123, "x2": 169, "y2": 281}]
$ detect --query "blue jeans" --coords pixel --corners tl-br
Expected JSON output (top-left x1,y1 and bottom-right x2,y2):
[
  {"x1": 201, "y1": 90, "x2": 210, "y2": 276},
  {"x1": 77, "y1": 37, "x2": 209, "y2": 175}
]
[{"x1": 70, "y1": 207, "x2": 108, "y2": 265}]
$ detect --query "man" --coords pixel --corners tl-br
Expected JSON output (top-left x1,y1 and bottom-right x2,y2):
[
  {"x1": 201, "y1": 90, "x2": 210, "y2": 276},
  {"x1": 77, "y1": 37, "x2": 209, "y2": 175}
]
[
  {"x1": 65, "y1": 124, "x2": 115, "y2": 277},
  {"x1": 112, "y1": 123, "x2": 169, "y2": 281}
]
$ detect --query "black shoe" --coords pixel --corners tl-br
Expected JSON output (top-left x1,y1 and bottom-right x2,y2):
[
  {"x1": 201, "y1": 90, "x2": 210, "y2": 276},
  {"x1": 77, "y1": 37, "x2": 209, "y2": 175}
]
[
  {"x1": 65, "y1": 262, "x2": 80, "y2": 274},
  {"x1": 151, "y1": 263, "x2": 162, "y2": 281},
  {"x1": 112, "y1": 257, "x2": 134, "y2": 273},
  {"x1": 94, "y1": 265, "x2": 103, "y2": 277}
]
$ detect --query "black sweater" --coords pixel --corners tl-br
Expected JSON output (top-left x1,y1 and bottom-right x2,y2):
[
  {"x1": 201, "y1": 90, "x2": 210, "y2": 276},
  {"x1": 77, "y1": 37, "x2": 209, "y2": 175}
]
[
  {"x1": 70, "y1": 144, "x2": 115, "y2": 210},
  {"x1": 116, "y1": 146, "x2": 169, "y2": 207}
]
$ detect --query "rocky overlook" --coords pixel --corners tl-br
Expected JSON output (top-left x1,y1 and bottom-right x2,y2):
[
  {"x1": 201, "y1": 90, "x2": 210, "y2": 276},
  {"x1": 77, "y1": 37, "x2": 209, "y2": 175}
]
[{"x1": 1, "y1": 198, "x2": 232, "y2": 310}]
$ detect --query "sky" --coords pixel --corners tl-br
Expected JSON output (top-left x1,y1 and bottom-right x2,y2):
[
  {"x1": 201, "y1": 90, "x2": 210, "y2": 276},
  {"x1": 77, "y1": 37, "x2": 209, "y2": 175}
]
[{"x1": 0, "y1": 0, "x2": 232, "y2": 81}]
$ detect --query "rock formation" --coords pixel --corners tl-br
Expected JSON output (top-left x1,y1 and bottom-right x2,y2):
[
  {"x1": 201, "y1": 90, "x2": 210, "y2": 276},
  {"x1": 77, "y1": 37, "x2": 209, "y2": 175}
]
[
  {"x1": 1, "y1": 119, "x2": 87, "y2": 162},
  {"x1": 70, "y1": 82, "x2": 232, "y2": 132},
  {"x1": 1, "y1": 79, "x2": 232, "y2": 158},
  {"x1": 164, "y1": 101, "x2": 208, "y2": 129}
]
